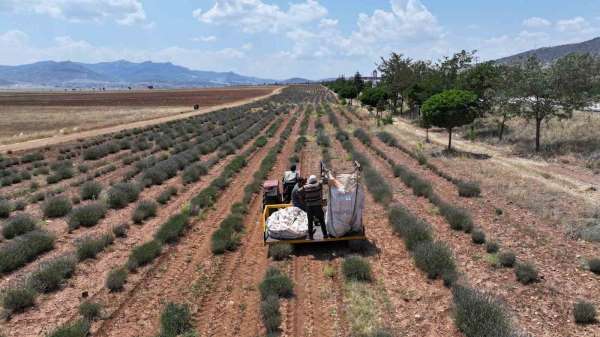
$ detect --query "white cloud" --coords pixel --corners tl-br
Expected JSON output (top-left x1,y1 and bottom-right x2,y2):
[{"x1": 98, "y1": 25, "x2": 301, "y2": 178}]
[
  {"x1": 334, "y1": 0, "x2": 443, "y2": 58},
  {"x1": 0, "y1": 0, "x2": 147, "y2": 25},
  {"x1": 241, "y1": 42, "x2": 253, "y2": 50},
  {"x1": 556, "y1": 16, "x2": 592, "y2": 33},
  {"x1": 319, "y1": 18, "x2": 338, "y2": 28},
  {"x1": 191, "y1": 35, "x2": 217, "y2": 42},
  {"x1": 192, "y1": 0, "x2": 327, "y2": 33},
  {"x1": 523, "y1": 17, "x2": 551, "y2": 28},
  {"x1": 0, "y1": 29, "x2": 29, "y2": 46}
]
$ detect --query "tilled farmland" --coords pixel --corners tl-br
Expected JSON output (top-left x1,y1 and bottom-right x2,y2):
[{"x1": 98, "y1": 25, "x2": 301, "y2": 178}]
[{"x1": 0, "y1": 85, "x2": 597, "y2": 337}]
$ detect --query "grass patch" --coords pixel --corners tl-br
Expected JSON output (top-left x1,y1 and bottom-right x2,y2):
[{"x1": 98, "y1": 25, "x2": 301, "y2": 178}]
[
  {"x1": 127, "y1": 240, "x2": 162, "y2": 270},
  {"x1": 0, "y1": 230, "x2": 55, "y2": 273},
  {"x1": 46, "y1": 319, "x2": 90, "y2": 337},
  {"x1": 452, "y1": 285, "x2": 514, "y2": 337},
  {"x1": 457, "y1": 181, "x2": 481, "y2": 198},
  {"x1": 42, "y1": 195, "x2": 72, "y2": 218},
  {"x1": 68, "y1": 202, "x2": 107, "y2": 230},
  {"x1": 574, "y1": 300, "x2": 597, "y2": 325},
  {"x1": 132, "y1": 199, "x2": 158, "y2": 224},
  {"x1": 106, "y1": 267, "x2": 127, "y2": 292},
  {"x1": 79, "y1": 301, "x2": 102, "y2": 321},
  {"x1": 2, "y1": 213, "x2": 37, "y2": 239},
  {"x1": 342, "y1": 255, "x2": 372, "y2": 282},
  {"x1": 2, "y1": 286, "x2": 36, "y2": 314},
  {"x1": 159, "y1": 302, "x2": 193, "y2": 337},
  {"x1": 413, "y1": 241, "x2": 456, "y2": 280},
  {"x1": 515, "y1": 262, "x2": 539, "y2": 284},
  {"x1": 80, "y1": 181, "x2": 102, "y2": 200},
  {"x1": 76, "y1": 234, "x2": 114, "y2": 261},
  {"x1": 27, "y1": 255, "x2": 76, "y2": 293},
  {"x1": 269, "y1": 244, "x2": 293, "y2": 261}
]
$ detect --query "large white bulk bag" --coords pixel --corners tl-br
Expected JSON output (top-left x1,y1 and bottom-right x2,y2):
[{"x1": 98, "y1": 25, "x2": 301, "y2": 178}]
[
  {"x1": 325, "y1": 173, "x2": 365, "y2": 238},
  {"x1": 266, "y1": 207, "x2": 309, "y2": 240}
]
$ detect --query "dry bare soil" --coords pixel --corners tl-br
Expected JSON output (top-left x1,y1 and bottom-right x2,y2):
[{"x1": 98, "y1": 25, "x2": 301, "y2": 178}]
[{"x1": 0, "y1": 86, "x2": 278, "y2": 147}]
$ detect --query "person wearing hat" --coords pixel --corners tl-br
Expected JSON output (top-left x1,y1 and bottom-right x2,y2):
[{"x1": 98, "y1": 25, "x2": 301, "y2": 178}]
[{"x1": 299, "y1": 174, "x2": 329, "y2": 240}]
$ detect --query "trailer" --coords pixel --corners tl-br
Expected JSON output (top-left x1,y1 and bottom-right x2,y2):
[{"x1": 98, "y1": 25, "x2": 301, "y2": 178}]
[{"x1": 262, "y1": 161, "x2": 366, "y2": 245}]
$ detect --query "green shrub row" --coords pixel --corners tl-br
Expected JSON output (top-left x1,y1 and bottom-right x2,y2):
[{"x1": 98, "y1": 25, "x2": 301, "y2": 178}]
[
  {"x1": 350, "y1": 119, "x2": 533, "y2": 285},
  {"x1": 157, "y1": 186, "x2": 178, "y2": 204},
  {"x1": 132, "y1": 199, "x2": 158, "y2": 224},
  {"x1": 211, "y1": 114, "x2": 297, "y2": 254},
  {"x1": 157, "y1": 302, "x2": 195, "y2": 337},
  {"x1": 68, "y1": 202, "x2": 107, "y2": 230},
  {"x1": 2, "y1": 213, "x2": 37, "y2": 239},
  {"x1": 259, "y1": 267, "x2": 294, "y2": 334},
  {"x1": 103, "y1": 108, "x2": 285, "y2": 292},
  {"x1": 376, "y1": 131, "x2": 481, "y2": 197},
  {"x1": 328, "y1": 106, "x2": 517, "y2": 337},
  {"x1": 76, "y1": 234, "x2": 114, "y2": 261},
  {"x1": 2, "y1": 255, "x2": 76, "y2": 314},
  {"x1": 342, "y1": 255, "x2": 372, "y2": 282},
  {"x1": 0, "y1": 230, "x2": 55, "y2": 274}
]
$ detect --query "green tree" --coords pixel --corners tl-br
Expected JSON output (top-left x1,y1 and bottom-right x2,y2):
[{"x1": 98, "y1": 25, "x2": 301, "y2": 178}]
[
  {"x1": 422, "y1": 90, "x2": 478, "y2": 150},
  {"x1": 378, "y1": 53, "x2": 415, "y2": 115},
  {"x1": 338, "y1": 84, "x2": 358, "y2": 105},
  {"x1": 352, "y1": 72, "x2": 365, "y2": 94},
  {"x1": 459, "y1": 61, "x2": 502, "y2": 117},
  {"x1": 359, "y1": 86, "x2": 389, "y2": 108},
  {"x1": 490, "y1": 65, "x2": 522, "y2": 141},
  {"x1": 515, "y1": 54, "x2": 598, "y2": 152}
]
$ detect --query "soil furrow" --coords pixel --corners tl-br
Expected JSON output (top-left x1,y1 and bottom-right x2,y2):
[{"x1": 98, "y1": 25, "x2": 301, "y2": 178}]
[
  {"x1": 337, "y1": 105, "x2": 600, "y2": 336},
  {"x1": 92, "y1": 111, "x2": 293, "y2": 337},
  {"x1": 0, "y1": 116, "x2": 279, "y2": 337}
]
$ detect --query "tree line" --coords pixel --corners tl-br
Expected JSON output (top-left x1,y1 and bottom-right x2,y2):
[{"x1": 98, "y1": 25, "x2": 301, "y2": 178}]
[{"x1": 325, "y1": 50, "x2": 600, "y2": 151}]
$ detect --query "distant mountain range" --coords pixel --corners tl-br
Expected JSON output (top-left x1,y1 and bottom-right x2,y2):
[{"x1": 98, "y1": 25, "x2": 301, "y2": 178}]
[
  {"x1": 497, "y1": 37, "x2": 600, "y2": 64},
  {"x1": 0, "y1": 60, "x2": 313, "y2": 88}
]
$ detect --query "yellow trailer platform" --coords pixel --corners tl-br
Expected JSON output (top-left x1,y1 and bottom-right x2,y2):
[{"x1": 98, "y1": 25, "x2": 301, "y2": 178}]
[{"x1": 262, "y1": 204, "x2": 366, "y2": 245}]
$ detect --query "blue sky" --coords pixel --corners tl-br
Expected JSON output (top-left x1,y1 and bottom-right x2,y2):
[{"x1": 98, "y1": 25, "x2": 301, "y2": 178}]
[{"x1": 0, "y1": 0, "x2": 599, "y2": 79}]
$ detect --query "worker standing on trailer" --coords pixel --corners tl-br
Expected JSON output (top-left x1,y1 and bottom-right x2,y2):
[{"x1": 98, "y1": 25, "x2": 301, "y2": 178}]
[
  {"x1": 291, "y1": 176, "x2": 306, "y2": 210},
  {"x1": 300, "y1": 175, "x2": 329, "y2": 240},
  {"x1": 282, "y1": 164, "x2": 299, "y2": 203}
]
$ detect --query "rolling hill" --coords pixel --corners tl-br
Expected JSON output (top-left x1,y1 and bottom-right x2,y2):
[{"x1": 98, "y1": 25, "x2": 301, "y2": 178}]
[
  {"x1": 497, "y1": 37, "x2": 600, "y2": 64},
  {"x1": 0, "y1": 60, "x2": 294, "y2": 88}
]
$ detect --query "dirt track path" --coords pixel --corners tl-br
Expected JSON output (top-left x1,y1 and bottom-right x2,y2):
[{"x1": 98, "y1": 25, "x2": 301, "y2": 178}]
[
  {"x1": 0, "y1": 87, "x2": 283, "y2": 154},
  {"x1": 280, "y1": 113, "x2": 348, "y2": 337},
  {"x1": 389, "y1": 117, "x2": 600, "y2": 206},
  {"x1": 194, "y1": 109, "x2": 302, "y2": 337}
]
